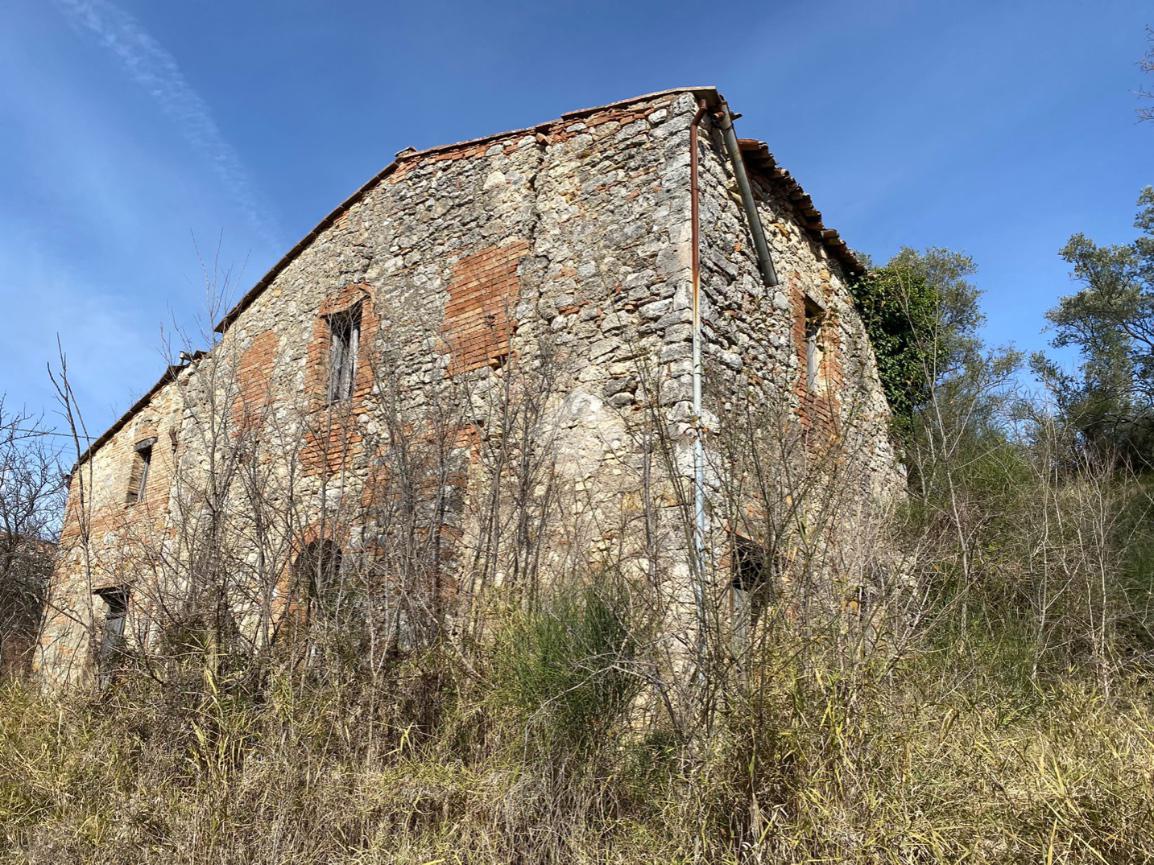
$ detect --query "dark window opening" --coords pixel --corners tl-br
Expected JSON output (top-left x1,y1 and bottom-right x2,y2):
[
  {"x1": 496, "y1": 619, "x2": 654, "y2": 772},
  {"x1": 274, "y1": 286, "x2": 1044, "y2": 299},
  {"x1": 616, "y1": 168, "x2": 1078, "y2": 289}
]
[
  {"x1": 731, "y1": 536, "x2": 776, "y2": 649},
  {"x1": 326, "y1": 306, "x2": 361, "y2": 404},
  {"x1": 294, "y1": 540, "x2": 343, "y2": 619},
  {"x1": 94, "y1": 586, "x2": 129, "y2": 685},
  {"x1": 125, "y1": 438, "x2": 155, "y2": 504},
  {"x1": 732, "y1": 537, "x2": 771, "y2": 593},
  {"x1": 804, "y1": 298, "x2": 825, "y2": 392}
]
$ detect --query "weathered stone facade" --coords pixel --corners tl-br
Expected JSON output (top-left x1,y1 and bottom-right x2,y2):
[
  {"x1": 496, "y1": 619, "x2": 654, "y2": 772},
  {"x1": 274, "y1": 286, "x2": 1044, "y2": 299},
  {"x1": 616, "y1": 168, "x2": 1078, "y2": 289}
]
[{"x1": 38, "y1": 88, "x2": 902, "y2": 685}]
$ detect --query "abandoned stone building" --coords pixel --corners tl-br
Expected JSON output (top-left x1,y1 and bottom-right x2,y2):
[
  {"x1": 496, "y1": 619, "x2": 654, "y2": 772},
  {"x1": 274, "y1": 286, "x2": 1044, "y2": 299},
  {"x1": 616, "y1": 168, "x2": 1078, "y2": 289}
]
[{"x1": 37, "y1": 87, "x2": 902, "y2": 686}]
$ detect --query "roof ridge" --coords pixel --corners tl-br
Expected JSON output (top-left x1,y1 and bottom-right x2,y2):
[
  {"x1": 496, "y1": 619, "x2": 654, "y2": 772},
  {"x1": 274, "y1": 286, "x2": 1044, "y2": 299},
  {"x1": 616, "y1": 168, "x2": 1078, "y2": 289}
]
[
  {"x1": 212, "y1": 86, "x2": 719, "y2": 335},
  {"x1": 736, "y1": 138, "x2": 863, "y2": 275}
]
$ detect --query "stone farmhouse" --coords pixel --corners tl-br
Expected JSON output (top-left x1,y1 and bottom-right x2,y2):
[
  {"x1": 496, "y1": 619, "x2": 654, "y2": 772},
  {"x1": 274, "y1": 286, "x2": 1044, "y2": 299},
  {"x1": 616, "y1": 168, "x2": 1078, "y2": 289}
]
[{"x1": 37, "y1": 88, "x2": 902, "y2": 686}]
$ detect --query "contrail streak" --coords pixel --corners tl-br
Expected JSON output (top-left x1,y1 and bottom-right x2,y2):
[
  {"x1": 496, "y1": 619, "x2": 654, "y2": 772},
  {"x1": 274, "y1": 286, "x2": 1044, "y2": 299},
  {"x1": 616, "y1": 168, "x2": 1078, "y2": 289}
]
[{"x1": 54, "y1": 0, "x2": 281, "y2": 248}]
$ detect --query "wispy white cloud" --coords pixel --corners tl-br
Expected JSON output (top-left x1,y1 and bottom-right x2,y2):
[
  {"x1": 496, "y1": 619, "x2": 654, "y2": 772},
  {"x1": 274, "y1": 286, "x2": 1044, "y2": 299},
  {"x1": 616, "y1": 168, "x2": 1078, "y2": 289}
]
[
  {"x1": 0, "y1": 224, "x2": 161, "y2": 434},
  {"x1": 53, "y1": 0, "x2": 281, "y2": 248}
]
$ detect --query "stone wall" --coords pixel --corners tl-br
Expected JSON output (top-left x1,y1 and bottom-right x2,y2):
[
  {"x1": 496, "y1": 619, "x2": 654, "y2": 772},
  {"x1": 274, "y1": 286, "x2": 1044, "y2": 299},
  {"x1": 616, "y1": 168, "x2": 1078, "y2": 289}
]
[
  {"x1": 696, "y1": 121, "x2": 900, "y2": 491},
  {"x1": 38, "y1": 369, "x2": 188, "y2": 681},
  {"x1": 693, "y1": 115, "x2": 903, "y2": 620},
  {"x1": 38, "y1": 89, "x2": 902, "y2": 685}
]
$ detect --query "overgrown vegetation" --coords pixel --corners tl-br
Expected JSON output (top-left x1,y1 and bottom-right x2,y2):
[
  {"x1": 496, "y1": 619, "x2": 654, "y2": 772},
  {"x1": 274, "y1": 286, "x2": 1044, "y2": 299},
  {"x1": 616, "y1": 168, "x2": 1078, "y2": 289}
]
[
  {"x1": 5, "y1": 527, "x2": 1154, "y2": 864},
  {"x1": 0, "y1": 403, "x2": 60, "y2": 681},
  {"x1": 6, "y1": 173, "x2": 1154, "y2": 865},
  {"x1": 1033, "y1": 188, "x2": 1154, "y2": 469}
]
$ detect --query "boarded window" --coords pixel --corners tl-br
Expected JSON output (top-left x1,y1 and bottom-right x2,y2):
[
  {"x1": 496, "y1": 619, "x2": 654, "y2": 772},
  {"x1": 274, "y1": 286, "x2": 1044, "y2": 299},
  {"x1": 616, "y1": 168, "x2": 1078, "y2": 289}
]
[
  {"x1": 326, "y1": 306, "x2": 361, "y2": 404},
  {"x1": 125, "y1": 438, "x2": 155, "y2": 504}
]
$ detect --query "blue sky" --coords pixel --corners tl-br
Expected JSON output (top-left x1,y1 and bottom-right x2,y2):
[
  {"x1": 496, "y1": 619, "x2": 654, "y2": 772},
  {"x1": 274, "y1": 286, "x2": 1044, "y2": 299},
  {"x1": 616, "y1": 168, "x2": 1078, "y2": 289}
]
[{"x1": 1, "y1": 0, "x2": 1150, "y2": 439}]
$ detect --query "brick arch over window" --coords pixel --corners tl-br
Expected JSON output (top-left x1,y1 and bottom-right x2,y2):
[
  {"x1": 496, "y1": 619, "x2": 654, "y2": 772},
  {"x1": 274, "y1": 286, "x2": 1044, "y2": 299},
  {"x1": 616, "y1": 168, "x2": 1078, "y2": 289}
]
[
  {"x1": 304, "y1": 283, "x2": 378, "y2": 403},
  {"x1": 271, "y1": 524, "x2": 351, "y2": 629}
]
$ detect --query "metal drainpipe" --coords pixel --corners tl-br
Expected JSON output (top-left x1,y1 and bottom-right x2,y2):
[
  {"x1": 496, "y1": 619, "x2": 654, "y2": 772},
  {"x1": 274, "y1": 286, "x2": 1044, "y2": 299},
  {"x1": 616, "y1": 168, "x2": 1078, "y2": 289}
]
[
  {"x1": 689, "y1": 98, "x2": 709, "y2": 674},
  {"x1": 716, "y1": 98, "x2": 780, "y2": 288}
]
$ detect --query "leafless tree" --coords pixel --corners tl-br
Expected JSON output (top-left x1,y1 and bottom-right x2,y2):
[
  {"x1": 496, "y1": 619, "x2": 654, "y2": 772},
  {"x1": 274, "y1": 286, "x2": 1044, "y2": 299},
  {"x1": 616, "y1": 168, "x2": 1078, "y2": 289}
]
[
  {"x1": 0, "y1": 399, "x2": 63, "y2": 679},
  {"x1": 1141, "y1": 27, "x2": 1154, "y2": 122}
]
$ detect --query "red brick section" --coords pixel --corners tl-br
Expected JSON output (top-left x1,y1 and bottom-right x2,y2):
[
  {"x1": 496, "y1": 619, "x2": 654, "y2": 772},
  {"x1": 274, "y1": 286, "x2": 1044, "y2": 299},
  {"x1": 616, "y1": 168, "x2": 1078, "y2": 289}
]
[
  {"x1": 267, "y1": 521, "x2": 355, "y2": 634},
  {"x1": 61, "y1": 419, "x2": 176, "y2": 542},
  {"x1": 790, "y1": 276, "x2": 843, "y2": 447},
  {"x1": 300, "y1": 284, "x2": 379, "y2": 476},
  {"x1": 443, "y1": 240, "x2": 530, "y2": 376},
  {"x1": 232, "y1": 329, "x2": 280, "y2": 431}
]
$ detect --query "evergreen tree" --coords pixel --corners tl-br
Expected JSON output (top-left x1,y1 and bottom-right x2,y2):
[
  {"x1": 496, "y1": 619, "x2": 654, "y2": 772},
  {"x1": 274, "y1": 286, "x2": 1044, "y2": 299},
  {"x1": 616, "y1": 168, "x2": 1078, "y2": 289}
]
[{"x1": 1034, "y1": 188, "x2": 1154, "y2": 468}]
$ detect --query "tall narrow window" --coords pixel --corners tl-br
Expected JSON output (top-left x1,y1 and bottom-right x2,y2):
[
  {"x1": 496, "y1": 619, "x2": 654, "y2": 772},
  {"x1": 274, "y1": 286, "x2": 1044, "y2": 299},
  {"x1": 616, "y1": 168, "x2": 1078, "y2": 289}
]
[
  {"x1": 731, "y1": 536, "x2": 773, "y2": 653},
  {"x1": 125, "y1": 438, "x2": 155, "y2": 504},
  {"x1": 326, "y1": 306, "x2": 361, "y2": 404},
  {"x1": 804, "y1": 299, "x2": 825, "y2": 392},
  {"x1": 94, "y1": 586, "x2": 128, "y2": 684}
]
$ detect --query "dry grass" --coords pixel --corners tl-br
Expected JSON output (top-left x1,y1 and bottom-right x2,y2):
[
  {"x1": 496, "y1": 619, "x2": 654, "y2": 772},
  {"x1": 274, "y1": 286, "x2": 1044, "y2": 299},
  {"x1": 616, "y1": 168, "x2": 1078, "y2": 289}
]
[
  {"x1": 14, "y1": 302, "x2": 1154, "y2": 863},
  {"x1": 3, "y1": 621, "x2": 1153, "y2": 864}
]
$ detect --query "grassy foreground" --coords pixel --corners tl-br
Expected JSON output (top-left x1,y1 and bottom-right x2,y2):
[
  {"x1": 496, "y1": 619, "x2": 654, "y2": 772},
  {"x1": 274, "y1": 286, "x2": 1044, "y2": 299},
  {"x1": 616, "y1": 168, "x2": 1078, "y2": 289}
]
[{"x1": 2, "y1": 620, "x2": 1152, "y2": 864}]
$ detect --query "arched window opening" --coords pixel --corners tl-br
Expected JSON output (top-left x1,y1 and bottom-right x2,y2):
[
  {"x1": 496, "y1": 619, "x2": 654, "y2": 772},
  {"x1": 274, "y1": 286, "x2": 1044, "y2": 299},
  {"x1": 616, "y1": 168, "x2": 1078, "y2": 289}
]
[{"x1": 294, "y1": 540, "x2": 343, "y2": 618}]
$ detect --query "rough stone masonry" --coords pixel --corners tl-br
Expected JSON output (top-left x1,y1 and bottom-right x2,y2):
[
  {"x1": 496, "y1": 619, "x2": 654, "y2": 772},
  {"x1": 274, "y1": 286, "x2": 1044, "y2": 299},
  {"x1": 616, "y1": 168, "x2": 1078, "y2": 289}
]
[{"x1": 38, "y1": 88, "x2": 903, "y2": 685}]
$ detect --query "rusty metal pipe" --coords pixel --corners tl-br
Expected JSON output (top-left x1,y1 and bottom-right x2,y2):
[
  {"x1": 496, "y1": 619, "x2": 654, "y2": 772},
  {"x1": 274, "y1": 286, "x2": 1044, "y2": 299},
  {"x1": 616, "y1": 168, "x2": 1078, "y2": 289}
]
[{"x1": 716, "y1": 98, "x2": 779, "y2": 287}]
